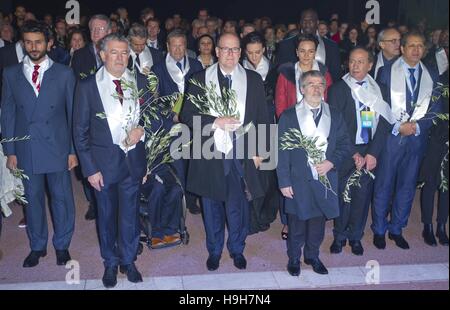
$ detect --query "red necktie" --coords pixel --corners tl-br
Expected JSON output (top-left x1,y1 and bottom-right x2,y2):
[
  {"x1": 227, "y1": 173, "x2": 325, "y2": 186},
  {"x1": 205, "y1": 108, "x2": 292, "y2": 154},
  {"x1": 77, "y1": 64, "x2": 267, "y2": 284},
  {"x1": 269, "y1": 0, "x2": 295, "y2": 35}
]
[
  {"x1": 32, "y1": 64, "x2": 40, "y2": 93},
  {"x1": 113, "y1": 80, "x2": 123, "y2": 105}
]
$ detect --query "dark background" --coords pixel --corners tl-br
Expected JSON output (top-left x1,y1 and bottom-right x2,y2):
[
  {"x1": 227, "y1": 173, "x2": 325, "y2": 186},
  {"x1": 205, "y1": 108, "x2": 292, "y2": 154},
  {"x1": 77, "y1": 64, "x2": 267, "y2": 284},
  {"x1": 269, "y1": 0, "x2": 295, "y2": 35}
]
[{"x1": 1, "y1": 0, "x2": 448, "y2": 28}]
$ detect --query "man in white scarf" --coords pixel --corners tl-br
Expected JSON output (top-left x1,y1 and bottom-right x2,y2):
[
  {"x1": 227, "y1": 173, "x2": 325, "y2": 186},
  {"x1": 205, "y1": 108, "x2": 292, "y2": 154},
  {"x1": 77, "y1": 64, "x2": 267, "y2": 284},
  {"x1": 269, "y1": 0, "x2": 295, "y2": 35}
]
[
  {"x1": 181, "y1": 33, "x2": 269, "y2": 272},
  {"x1": 73, "y1": 34, "x2": 146, "y2": 288},
  {"x1": 372, "y1": 28, "x2": 401, "y2": 79},
  {"x1": 277, "y1": 70, "x2": 352, "y2": 277},
  {"x1": 372, "y1": 31, "x2": 442, "y2": 251},
  {"x1": 328, "y1": 48, "x2": 392, "y2": 256}
]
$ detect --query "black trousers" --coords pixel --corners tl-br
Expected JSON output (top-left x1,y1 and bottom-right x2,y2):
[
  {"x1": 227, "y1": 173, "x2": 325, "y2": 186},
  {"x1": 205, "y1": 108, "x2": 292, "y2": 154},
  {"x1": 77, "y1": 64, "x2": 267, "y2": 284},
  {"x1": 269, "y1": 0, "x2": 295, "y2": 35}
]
[
  {"x1": 420, "y1": 139, "x2": 449, "y2": 225},
  {"x1": 287, "y1": 214, "x2": 326, "y2": 261}
]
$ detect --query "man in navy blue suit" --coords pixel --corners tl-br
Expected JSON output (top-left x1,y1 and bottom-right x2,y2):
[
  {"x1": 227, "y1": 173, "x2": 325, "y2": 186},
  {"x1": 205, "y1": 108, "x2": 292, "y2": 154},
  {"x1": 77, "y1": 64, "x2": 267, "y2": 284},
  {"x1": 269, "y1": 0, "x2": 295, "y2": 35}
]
[
  {"x1": 151, "y1": 29, "x2": 203, "y2": 217},
  {"x1": 73, "y1": 33, "x2": 147, "y2": 288},
  {"x1": 1, "y1": 21, "x2": 77, "y2": 268},
  {"x1": 372, "y1": 31, "x2": 442, "y2": 250},
  {"x1": 276, "y1": 9, "x2": 341, "y2": 82}
]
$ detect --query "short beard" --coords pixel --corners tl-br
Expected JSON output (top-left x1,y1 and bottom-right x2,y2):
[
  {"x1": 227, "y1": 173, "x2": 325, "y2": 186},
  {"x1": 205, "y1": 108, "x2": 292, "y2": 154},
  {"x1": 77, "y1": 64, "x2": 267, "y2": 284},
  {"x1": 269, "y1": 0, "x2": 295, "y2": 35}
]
[{"x1": 26, "y1": 50, "x2": 47, "y2": 62}]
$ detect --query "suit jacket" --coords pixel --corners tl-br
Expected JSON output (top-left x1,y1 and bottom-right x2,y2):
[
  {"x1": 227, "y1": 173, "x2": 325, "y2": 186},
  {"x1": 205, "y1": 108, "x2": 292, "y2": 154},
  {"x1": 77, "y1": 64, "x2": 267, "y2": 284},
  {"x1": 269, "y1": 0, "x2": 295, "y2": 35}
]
[
  {"x1": 376, "y1": 60, "x2": 441, "y2": 153},
  {"x1": 276, "y1": 34, "x2": 341, "y2": 82},
  {"x1": 151, "y1": 57, "x2": 203, "y2": 97},
  {"x1": 276, "y1": 104, "x2": 352, "y2": 220},
  {"x1": 71, "y1": 44, "x2": 99, "y2": 80},
  {"x1": 180, "y1": 68, "x2": 271, "y2": 202},
  {"x1": 1, "y1": 61, "x2": 75, "y2": 174},
  {"x1": 126, "y1": 47, "x2": 164, "y2": 72},
  {"x1": 0, "y1": 43, "x2": 20, "y2": 101},
  {"x1": 73, "y1": 71, "x2": 147, "y2": 184},
  {"x1": 328, "y1": 80, "x2": 389, "y2": 174}
]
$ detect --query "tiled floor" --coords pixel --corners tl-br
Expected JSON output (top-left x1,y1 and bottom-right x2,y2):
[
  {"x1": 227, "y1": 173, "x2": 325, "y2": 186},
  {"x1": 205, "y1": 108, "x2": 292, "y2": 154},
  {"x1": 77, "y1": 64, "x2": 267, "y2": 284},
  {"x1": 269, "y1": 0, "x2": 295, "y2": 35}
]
[{"x1": 0, "y1": 263, "x2": 447, "y2": 290}]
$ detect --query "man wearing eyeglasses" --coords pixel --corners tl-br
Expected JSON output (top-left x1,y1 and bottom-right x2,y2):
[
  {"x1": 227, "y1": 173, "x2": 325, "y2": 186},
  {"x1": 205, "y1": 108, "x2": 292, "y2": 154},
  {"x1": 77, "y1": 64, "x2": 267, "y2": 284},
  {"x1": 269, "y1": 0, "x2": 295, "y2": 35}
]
[
  {"x1": 372, "y1": 31, "x2": 441, "y2": 250},
  {"x1": 277, "y1": 70, "x2": 352, "y2": 276},
  {"x1": 181, "y1": 33, "x2": 270, "y2": 272},
  {"x1": 71, "y1": 14, "x2": 112, "y2": 80},
  {"x1": 371, "y1": 27, "x2": 401, "y2": 79}
]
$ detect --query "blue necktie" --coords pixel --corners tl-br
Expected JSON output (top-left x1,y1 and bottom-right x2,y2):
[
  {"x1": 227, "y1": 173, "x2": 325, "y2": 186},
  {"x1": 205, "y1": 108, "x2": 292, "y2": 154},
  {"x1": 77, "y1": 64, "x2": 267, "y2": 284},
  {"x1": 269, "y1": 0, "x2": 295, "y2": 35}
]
[
  {"x1": 176, "y1": 61, "x2": 183, "y2": 72},
  {"x1": 407, "y1": 68, "x2": 417, "y2": 113},
  {"x1": 356, "y1": 81, "x2": 371, "y2": 144},
  {"x1": 225, "y1": 74, "x2": 232, "y2": 89},
  {"x1": 135, "y1": 53, "x2": 140, "y2": 67},
  {"x1": 408, "y1": 68, "x2": 416, "y2": 94}
]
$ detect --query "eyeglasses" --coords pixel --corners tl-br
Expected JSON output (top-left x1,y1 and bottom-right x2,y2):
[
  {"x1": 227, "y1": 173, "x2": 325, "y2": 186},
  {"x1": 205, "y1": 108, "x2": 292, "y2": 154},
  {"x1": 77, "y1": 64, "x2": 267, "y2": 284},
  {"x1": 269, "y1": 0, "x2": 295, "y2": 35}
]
[
  {"x1": 382, "y1": 38, "x2": 401, "y2": 44},
  {"x1": 218, "y1": 46, "x2": 241, "y2": 54},
  {"x1": 92, "y1": 27, "x2": 107, "y2": 33}
]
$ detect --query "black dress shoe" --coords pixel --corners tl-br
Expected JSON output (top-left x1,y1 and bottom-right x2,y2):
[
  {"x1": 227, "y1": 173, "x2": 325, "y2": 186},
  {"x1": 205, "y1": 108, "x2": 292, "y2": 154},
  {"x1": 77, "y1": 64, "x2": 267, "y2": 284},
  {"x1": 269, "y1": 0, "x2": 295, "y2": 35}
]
[
  {"x1": 102, "y1": 266, "x2": 118, "y2": 288},
  {"x1": 287, "y1": 258, "x2": 300, "y2": 276},
  {"x1": 206, "y1": 255, "x2": 220, "y2": 271},
  {"x1": 56, "y1": 250, "x2": 71, "y2": 265},
  {"x1": 84, "y1": 204, "x2": 96, "y2": 221},
  {"x1": 422, "y1": 224, "x2": 437, "y2": 247},
  {"x1": 373, "y1": 234, "x2": 386, "y2": 249},
  {"x1": 349, "y1": 240, "x2": 364, "y2": 255},
  {"x1": 304, "y1": 258, "x2": 328, "y2": 275},
  {"x1": 436, "y1": 223, "x2": 449, "y2": 246},
  {"x1": 120, "y1": 263, "x2": 143, "y2": 283},
  {"x1": 330, "y1": 239, "x2": 346, "y2": 254},
  {"x1": 388, "y1": 233, "x2": 410, "y2": 249},
  {"x1": 232, "y1": 254, "x2": 247, "y2": 270},
  {"x1": 23, "y1": 250, "x2": 47, "y2": 268}
]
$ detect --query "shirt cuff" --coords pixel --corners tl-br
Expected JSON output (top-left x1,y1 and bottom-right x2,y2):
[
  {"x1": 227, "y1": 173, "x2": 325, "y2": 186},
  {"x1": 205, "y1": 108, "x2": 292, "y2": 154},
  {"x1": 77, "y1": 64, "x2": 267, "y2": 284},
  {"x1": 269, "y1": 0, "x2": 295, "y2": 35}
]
[
  {"x1": 414, "y1": 123, "x2": 421, "y2": 136},
  {"x1": 392, "y1": 122, "x2": 401, "y2": 136}
]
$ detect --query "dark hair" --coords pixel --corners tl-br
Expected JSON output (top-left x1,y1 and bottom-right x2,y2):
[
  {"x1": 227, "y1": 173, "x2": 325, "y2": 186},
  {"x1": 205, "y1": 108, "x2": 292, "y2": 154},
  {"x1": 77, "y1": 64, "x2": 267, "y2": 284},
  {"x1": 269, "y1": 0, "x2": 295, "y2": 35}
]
[
  {"x1": 296, "y1": 33, "x2": 319, "y2": 49},
  {"x1": 242, "y1": 31, "x2": 266, "y2": 49},
  {"x1": 300, "y1": 8, "x2": 318, "y2": 22},
  {"x1": 68, "y1": 29, "x2": 87, "y2": 46},
  {"x1": 145, "y1": 17, "x2": 160, "y2": 27},
  {"x1": 349, "y1": 46, "x2": 374, "y2": 63},
  {"x1": 401, "y1": 30, "x2": 426, "y2": 47},
  {"x1": 21, "y1": 20, "x2": 51, "y2": 42}
]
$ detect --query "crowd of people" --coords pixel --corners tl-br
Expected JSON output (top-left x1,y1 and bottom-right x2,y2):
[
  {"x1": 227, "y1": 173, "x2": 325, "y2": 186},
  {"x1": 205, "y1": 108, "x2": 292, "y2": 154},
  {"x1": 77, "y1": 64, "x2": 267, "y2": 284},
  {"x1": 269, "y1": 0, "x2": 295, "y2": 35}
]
[{"x1": 0, "y1": 5, "x2": 448, "y2": 288}]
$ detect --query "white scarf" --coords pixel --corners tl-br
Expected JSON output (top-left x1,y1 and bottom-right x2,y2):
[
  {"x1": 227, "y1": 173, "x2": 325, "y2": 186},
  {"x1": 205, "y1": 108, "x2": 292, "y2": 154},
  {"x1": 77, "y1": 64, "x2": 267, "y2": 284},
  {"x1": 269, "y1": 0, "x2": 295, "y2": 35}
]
[
  {"x1": 295, "y1": 100, "x2": 331, "y2": 180},
  {"x1": 166, "y1": 54, "x2": 190, "y2": 93},
  {"x1": 96, "y1": 67, "x2": 142, "y2": 153},
  {"x1": 295, "y1": 60, "x2": 320, "y2": 103},
  {"x1": 390, "y1": 58, "x2": 434, "y2": 122},
  {"x1": 243, "y1": 55, "x2": 270, "y2": 81},
  {"x1": 15, "y1": 41, "x2": 24, "y2": 63},
  {"x1": 436, "y1": 48, "x2": 449, "y2": 76},
  {"x1": 342, "y1": 73, "x2": 395, "y2": 125},
  {"x1": 205, "y1": 63, "x2": 247, "y2": 154},
  {"x1": 374, "y1": 52, "x2": 384, "y2": 80},
  {"x1": 130, "y1": 46, "x2": 154, "y2": 74}
]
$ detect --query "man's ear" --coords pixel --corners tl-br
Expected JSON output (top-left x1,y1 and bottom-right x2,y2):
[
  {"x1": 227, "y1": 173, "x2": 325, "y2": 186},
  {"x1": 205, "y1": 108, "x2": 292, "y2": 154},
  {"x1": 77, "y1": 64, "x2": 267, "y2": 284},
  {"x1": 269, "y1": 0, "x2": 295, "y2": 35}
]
[{"x1": 100, "y1": 50, "x2": 106, "y2": 62}]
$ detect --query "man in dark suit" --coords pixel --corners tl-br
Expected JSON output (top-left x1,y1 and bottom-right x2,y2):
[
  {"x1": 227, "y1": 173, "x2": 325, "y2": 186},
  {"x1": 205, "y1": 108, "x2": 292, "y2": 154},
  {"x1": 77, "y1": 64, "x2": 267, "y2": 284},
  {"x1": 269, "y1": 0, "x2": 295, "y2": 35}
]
[
  {"x1": 127, "y1": 23, "x2": 163, "y2": 74},
  {"x1": 152, "y1": 29, "x2": 203, "y2": 216},
  {"x1": 372, "y1": 31, "x2": 442, "y2": 250},
  {"x1": 181, "y1": 33, "x2": 270, "y2": 271},
  {"x1": 419, "y1": 35, "x2": 449, "y2": 247},
  {"x1": 370, "y1": 27, "x2": 401, "y2": 79},
  {"x1": 0, "y1": 40, "x2": 25, "y2": 98},
  {"x1": 146, "y1": 18, "x2": 165, "y2": 52},
  {"x1": 1, "y1": 21, "x2": 77, "y2": 268},
  {"x1": 277, "y1": 70, "x2": 352, "y2": 276},
  {"x1": 276, "y1": 9, "x2": 341, "y2": 82},
  {"x1": 71, "y1": 14, "x2": 111, "y2": 80},
  {"x1": 328, "y1": 48, "x2": 391, "y2": 256},
  {"x1": 71, "y1": 14, "x2": 112, "y2": 221},
  {"x1": 73, "y1": 33, "x2": 147, "y2": 288}
]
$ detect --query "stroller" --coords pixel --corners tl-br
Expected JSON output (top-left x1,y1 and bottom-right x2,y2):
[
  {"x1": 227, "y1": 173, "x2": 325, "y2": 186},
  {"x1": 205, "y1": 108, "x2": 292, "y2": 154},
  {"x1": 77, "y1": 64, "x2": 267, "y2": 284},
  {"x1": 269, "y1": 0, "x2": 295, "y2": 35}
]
[{"x1": 138, "y1": 164, "x2": 189, "y2": 250}]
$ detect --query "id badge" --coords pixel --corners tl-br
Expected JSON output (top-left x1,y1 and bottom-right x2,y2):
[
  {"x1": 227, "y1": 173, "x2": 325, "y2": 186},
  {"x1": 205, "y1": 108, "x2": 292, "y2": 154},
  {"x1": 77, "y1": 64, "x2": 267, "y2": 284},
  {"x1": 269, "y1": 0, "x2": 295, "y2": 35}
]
[{"x1": 361, "y1": 111, "x2": 375, "y2": 128}]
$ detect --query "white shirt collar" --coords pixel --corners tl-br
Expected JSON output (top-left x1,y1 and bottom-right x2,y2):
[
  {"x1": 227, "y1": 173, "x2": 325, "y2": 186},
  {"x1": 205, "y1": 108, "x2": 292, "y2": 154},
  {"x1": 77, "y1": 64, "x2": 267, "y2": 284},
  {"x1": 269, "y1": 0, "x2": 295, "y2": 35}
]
[{"x1": 219, "y1": 65, "x2": 235, "y2": 77}]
